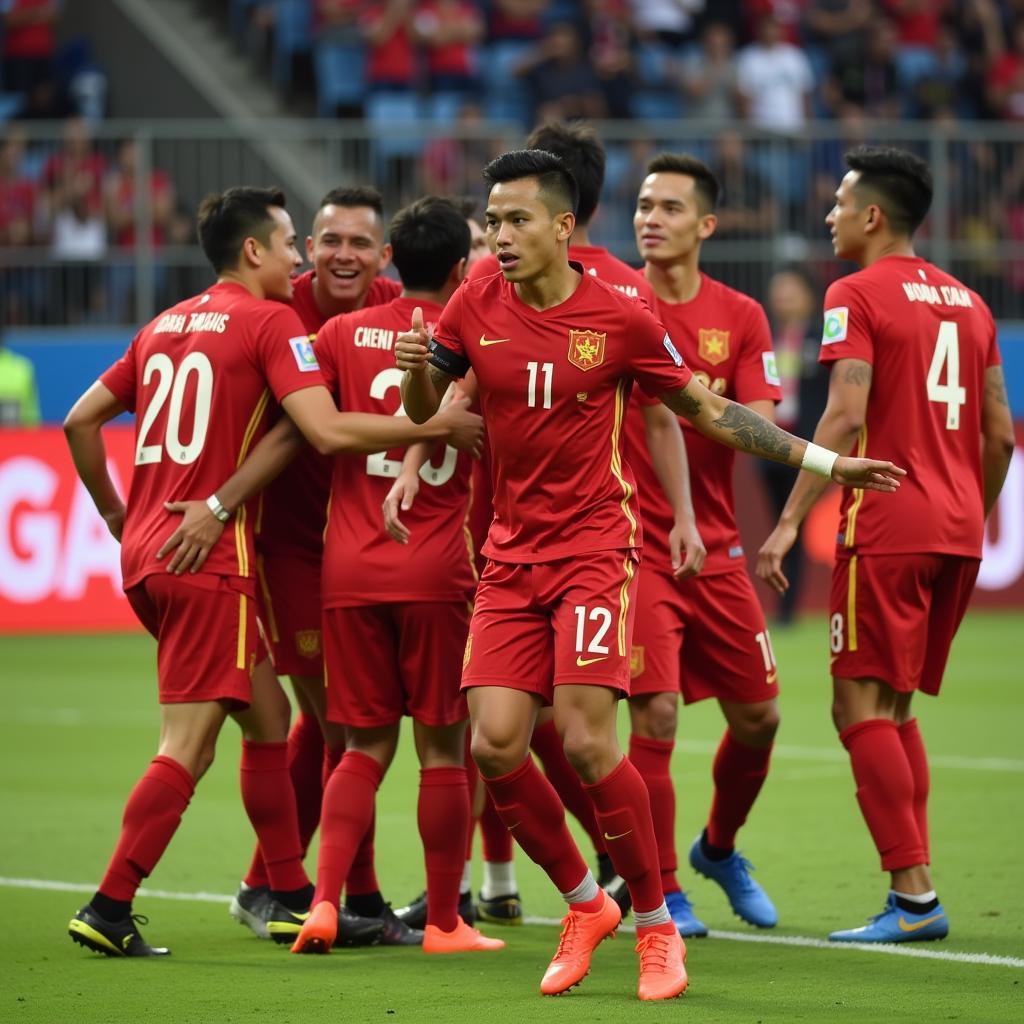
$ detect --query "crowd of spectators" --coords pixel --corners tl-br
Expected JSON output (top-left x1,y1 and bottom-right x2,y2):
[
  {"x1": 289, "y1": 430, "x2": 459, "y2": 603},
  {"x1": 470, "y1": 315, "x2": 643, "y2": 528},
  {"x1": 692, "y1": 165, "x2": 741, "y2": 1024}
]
[{"x1": 231, "y1": 1, "x2": 1024, "y2": 127}]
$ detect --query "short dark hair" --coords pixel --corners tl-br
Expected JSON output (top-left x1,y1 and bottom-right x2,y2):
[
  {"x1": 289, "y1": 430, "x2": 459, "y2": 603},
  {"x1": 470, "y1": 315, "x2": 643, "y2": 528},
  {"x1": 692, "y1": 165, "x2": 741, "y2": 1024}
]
[
  {"x1": 453, "y1": 195, "x2": 479, "y2": 221},
  {"x1": 645, "y1": 153, "x2": 720, "y2": 212},
  {"x1": 388, "y1": 196, "x2": 471, "y2": 291},
  {"x1": 197, "y1": 186, "x2": 286, "y2": 273},
  {"x1": 318, "y1": 184, "x2": 384, "y2": 218},
  {"x1": 525, "y1": 122, "x2": 604, "y2": 225},
  {"x1": 845, "y1": 145, "x2": 933, "y2": 235},
  {"x1": 482, "y1": 149, "x2": 579, "y2": 219}
]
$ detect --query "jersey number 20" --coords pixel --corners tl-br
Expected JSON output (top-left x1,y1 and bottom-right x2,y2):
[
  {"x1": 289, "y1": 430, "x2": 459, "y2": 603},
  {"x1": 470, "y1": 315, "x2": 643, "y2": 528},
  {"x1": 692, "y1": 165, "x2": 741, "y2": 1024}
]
[{"x1": 135, "y1": 352, "x2": 213, "y2": 466}]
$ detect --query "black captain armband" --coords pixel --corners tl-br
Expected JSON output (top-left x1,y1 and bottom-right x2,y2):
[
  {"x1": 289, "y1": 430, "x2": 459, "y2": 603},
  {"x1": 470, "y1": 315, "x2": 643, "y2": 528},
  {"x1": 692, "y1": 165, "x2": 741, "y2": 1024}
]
[{"x1": 428, "y1": 337, "x2": 470, "y2": 379}]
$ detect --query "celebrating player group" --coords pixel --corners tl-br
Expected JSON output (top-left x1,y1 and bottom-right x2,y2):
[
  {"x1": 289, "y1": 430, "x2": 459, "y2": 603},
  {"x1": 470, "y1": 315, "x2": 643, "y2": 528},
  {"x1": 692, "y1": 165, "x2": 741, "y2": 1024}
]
[{"x1": 62, "y1": 118, "x2": 1013, "y2": 1004}]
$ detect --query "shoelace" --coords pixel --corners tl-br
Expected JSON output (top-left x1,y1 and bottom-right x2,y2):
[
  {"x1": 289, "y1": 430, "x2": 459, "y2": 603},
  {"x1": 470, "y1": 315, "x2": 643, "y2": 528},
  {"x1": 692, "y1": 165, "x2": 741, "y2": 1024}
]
[
  {"x1": 130, "y1": 914, "x2": 150, "y2": 928},
  {"x1": 552, "y1": 912, "x2": 581, "y2": 959},
  {"x1": 726, "y1": 855, "x2": 759, "y2": 893},
  {"x1": 635, "y1": 933, "x2": 673, "y2": 973}
]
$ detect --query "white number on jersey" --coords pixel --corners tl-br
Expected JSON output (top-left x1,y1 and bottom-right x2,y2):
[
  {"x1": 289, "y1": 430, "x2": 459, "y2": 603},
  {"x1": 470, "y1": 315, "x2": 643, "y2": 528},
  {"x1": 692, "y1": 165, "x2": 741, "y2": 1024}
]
[
  {"x1": 365, "y1": 367, "x2": 457, "y2": 485},
  {"x1": 526, "y1": 361, "x2": 553, "y2": 409},
  {"x1": 926, "y1": 321, "x2": 966, "y2": 430},
  {"x1": 829, "y1": 613, "x2": 844, "y2": 654},
  {"x1": 574, "y1": 604, "x2": 612, "y2": 656},
  {"x1": 135, "y1": 351, "x2": 214, "y2": 466},
  {"x1": 754, "y1": 630, "x2": 777, "y2": 672}
]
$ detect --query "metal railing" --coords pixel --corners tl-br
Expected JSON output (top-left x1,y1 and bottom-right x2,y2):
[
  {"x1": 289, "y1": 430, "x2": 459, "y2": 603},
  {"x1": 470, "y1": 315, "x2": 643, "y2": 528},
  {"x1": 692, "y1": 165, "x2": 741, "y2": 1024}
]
[{"x1": 2, "y1": 117, "x2": 1022, "y2": 325}]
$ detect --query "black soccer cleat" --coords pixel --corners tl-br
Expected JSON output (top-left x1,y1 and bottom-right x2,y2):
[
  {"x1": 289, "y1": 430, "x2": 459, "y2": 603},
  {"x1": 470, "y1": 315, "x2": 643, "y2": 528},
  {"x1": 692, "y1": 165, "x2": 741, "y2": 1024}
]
[
  {"x1": 68, "y1": 905, "x2": 170, "y2": 957},
  {"x1": 334, "y1": 906, "x2": 387, "y2": 948},
  {"x1": 603, "y1": 873, "x2": 633, "y2": 918},
  {"x1": 265, "y1": 899, "x2": 310, "y2": 945},
  {"x1": 476, "y1": 890, "x2": 524, "y2": 926},
  {"x1": 393, "y1": 889, "x2": 476, "y2": 930},
  {"x1": 376, "y1": 903, "x2": 424, "y2": 946},
  {"x1": 229, "y1": 882, "x2": 272, "y2": 939}
]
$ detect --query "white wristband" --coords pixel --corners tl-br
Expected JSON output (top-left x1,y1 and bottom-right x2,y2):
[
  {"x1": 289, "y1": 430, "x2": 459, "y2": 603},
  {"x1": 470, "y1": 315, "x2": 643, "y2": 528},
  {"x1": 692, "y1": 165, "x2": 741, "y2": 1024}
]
[
  {"x1": 206, "y1": 494, "x2": 230, "y2": 523},
  {"x1": 801, "y1": 442, "x2": 839, "y2": 479}
]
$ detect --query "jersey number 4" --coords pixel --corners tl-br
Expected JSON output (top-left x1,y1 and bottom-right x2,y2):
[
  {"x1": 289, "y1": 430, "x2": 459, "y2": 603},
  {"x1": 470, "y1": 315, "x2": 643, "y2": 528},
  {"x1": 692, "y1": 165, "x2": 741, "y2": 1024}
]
[
  {"x1": 135, "y1": 352, "x2": 213, "y2": 466},
  {"x1": 926, "y1": 321, "x2": 966, "y2": 430}
]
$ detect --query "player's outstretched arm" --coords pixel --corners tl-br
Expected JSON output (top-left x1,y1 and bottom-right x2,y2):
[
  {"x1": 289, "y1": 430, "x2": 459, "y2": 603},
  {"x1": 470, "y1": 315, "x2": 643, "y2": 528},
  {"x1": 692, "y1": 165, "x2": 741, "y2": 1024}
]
[
  {"x1": 754, "y1": 357, "x2": 874, "y2": 593},
  {"x1": 282, "y1": 384, "x2": 482, "y2": 456},
  {"x1": 642, "y1": 402, "x2": 706, "y2": 577},
  {"x1": 981, "y1": 364, "x2": 1015, "y2": 517},
  {"x1": 64, "y1": 381, "x2": 129, "y2": 541},
  {"x1": 156, "y1": 414, "x2": 307, "y2": 575},
  {"x1": 396, "y1": 305, "x2": 455, "y2": 423}
]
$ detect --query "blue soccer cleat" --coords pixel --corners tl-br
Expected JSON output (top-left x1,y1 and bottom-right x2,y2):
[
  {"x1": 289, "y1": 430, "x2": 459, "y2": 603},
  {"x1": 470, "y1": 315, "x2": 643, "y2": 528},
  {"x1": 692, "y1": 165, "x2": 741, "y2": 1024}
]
[
  {"x1": 689, "y1": 835, "x2": 778, "y2": 928},
  {"x1": 828, "y1": 894, "x2": 949, "y2": 943},
  {"x1": 665, "y1": 889, "x2": 708, "y2": 938}
]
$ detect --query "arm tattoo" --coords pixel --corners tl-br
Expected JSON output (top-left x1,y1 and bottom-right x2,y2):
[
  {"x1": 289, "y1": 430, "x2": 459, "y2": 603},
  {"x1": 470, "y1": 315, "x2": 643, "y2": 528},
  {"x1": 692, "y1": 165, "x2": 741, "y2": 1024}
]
[
  {"x1": 710, "y1": 401, "x2": 793, "y2": 461},
  {"x1": 985, "y1": 366, "x2": 1010, "y2": 408},
  {"x1": 672, "y1": 388, "x2": 702, "y2": 417},
  {"x1": 843, "y1": 361, "x2": 872, "y2": 387},
  {"x1": 428, "y1": 364, "x2": 454, "y2": 394}
]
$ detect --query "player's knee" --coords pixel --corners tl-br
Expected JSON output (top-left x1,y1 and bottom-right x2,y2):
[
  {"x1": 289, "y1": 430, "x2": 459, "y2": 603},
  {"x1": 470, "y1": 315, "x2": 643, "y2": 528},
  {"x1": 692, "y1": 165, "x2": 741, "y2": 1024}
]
[
  {"x1": 193, "y1": 741, "x2": 217, "y2": 781},
  {"x1": 629, "y1": 692, "x2": 678, "y2": 742},
  {"x1": 738, "y1": 703, "x2": 780, "y2": 746},
  {"x1": 561, "y1": 725, "x2": 611, "y2": 782},
  {"x1": 471, "y1": 729, "x2": 524, "y2": 778}
]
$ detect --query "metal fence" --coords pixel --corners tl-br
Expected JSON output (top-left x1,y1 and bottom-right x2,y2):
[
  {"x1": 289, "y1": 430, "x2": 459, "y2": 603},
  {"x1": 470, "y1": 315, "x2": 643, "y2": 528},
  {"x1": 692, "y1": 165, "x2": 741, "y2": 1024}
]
[{"x1": 3, "y1": 118, "x2": 1023, "y2": 326}]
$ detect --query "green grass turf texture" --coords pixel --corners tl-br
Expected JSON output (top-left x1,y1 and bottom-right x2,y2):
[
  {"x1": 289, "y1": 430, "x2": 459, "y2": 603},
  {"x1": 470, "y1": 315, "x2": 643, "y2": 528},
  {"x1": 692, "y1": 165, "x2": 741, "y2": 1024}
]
[{"x1": 1, "y1": 613, "x2": 1021, "y2": 1023}]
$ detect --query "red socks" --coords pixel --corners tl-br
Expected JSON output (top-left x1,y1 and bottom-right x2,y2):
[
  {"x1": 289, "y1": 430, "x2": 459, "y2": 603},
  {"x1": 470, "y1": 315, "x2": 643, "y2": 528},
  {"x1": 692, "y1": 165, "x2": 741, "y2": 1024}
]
[
  {"x1": 840, "y1": 719, "x2": 926, "y2": 870},
  {"x1": 98, "y1": 756, "x2": 194, "y2": 902},
  {"x1": 418, "y1": 766, "x2": 470, "y2": 931},
  {"x1": 479, "y1": 791, "x2": 514, "y2": 862},
  {"x1": 531, "y1": 719, "x2": 606, "y2": 856},
  {"x1": 484, "y1": 756, "x2": 589, "y2": 894},
  {"x1": 243, "y1": 713, "x2": 324, "y2": 890},
  {"x1": 313, "y1": 751, "x2": 384, "y2": 908},
  {"x1": 239, "y1": 740, "x2": 309, "y2": 892},
  {"x1": 583, "y1": 757, "x2": 664, "y2": 915},
  {"x1": 898, "y1": 717, "x2": 930, "y2": 864},
  {"x1": 628, "y1": 735, "x2": 678, "y2": 893},
  {"x1": 706, "y1": 730, "x2": 773, "y2": 851}
]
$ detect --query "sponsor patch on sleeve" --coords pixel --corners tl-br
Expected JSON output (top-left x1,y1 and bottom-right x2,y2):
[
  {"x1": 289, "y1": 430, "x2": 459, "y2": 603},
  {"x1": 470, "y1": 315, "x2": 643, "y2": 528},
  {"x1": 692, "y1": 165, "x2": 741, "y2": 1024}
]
[
  {"x1": 762, "y1": 351, "x2": 781, "y2": 386},
  {"x1": 821, "y1": 307, "x2": 849, "y2": 345},
  {"x1": 663, "y1": 333, "x2": 683, "y2": 367},
  {"x1": 289, "y1": 336, "x2": 320, "y2": 371}
]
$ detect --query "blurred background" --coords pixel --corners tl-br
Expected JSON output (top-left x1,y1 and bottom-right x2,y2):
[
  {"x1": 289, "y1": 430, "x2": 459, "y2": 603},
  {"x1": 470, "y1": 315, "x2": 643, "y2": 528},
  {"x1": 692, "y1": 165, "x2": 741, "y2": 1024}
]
[{"x1": 1, "y1": 0, "x2": 1022, "y2": 630}]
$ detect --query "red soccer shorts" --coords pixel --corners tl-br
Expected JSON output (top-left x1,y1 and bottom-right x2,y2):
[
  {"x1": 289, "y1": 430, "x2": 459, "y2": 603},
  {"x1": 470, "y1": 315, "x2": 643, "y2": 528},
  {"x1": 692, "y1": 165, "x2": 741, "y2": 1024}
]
[
  {"x1": 256, "y1": 554, "x2": 323, "y2": 678},
  {"x1": 126, "y1": 572, "x2": 257, "y2": 706},
  {"x1": 323, "y1": 602, "x2": 470, "y2": 728},
  {"x1": 829, "y1": 553, "x2": 980, "y2": 694},
  {"x1": 462, "y1": 549, "x2": 640, "y2": 701},
  {"x1": 630, "y1": 566, "x2": 780, "y2": 705}
]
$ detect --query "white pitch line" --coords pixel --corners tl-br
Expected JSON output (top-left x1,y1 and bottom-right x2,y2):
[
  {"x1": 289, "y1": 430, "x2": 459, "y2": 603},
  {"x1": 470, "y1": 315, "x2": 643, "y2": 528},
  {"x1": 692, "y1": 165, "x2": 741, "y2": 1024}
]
[{"x1": 7, "y1": 876, "x2": 1021, "y2": 969}]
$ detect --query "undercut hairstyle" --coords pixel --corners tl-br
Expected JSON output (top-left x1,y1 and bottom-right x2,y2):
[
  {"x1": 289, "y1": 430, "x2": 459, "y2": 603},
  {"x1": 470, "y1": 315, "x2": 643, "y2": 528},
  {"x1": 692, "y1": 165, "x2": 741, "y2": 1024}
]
[
  {"x1": 646, "y1": 152, "x2": 720, "y2": 213},
  {"x1": 845, "y1": 145, "x2": 933, "y2": 236},
  {"x1": 197, "y1": 186, "x2": 286, "y2": 273},
  {"x1": 525, "y1": 122, "x2": 604, "y2": 226},
  {"x1": 318, "y1": 184, "x2": 384, "y2": 218},
  {"x1": 482, "y1": 149, "x2": 579, "y2": 219},
  {"x1": 388, "y1": 196, "x2": 471, "y2": 291}
]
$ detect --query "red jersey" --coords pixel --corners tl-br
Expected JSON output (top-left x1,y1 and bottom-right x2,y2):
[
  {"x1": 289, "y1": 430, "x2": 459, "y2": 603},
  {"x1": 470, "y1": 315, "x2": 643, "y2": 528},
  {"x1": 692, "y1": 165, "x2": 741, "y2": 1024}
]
[
  {"x1": 256, "y1": 269, "x2": 403, "y2": 561},
  {"x1": 468, "y1": 245, "x2": 655, "y2": 307},
  {"x1": 626, "y1": 275, "x2": 781, "y2": 575},
  {"x1": 100, "y1": 281, "x2": 323, "y2": 590},
  {"x1": 819, "y1": 255, "x2": 1001, "y2": 557},
  {"x1": 316, "y1": 296, "x2": 476, "y2": 607},
  {"x1": 429, "y1": 267, "x2": 692, "y2": 562}
]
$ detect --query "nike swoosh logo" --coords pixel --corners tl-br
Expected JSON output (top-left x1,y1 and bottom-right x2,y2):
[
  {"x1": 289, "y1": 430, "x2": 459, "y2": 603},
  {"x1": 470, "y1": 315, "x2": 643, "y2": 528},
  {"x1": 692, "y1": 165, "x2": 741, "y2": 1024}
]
[
  {"x1": 575, "y1": 655, "x2": 607, "y2": 667},
  {"x1": 479, "y1": 335, "x2": 511, "y2": 347},
  {"x1": 603, "y1": 830, "x2": 632, "y2": 841},
  {"x1": 507, "y1": 821, "x2": 521, "y2": 831},
  {"x1": 897, "y1": 913, "x2": 944, "y2": 933},
  {"x1": 122, "y1": 935, "x2": 132, "y2": 950}
]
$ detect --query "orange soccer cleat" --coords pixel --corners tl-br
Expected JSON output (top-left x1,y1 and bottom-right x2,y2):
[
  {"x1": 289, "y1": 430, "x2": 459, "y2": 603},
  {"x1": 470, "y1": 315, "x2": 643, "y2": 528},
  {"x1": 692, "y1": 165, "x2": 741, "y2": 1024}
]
[
  {"x1": 636, "y1": 929, "x2": 688, "y2": 1001},
  {"x1": 540, "y1": 889, "x2": 621, "y2": 996},
  {"x1": 290, "y1": 900, "x2": 337, "y2": 954},
  {"x1": 423, "y1": 919, "x2": 507, "y2": 954}
]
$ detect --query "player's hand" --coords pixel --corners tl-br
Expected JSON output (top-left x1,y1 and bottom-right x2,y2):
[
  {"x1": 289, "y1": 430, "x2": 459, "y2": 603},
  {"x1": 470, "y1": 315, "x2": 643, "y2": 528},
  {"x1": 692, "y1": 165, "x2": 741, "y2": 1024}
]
[
  {"x1": 435, "y1": 394, "x2": 484, "y2": 456},
  {"x1": 157, "y1": 500, "x2": 226, "y2": 575},
  {"x1": 102, "y1": 504, "x2": 126, "y2": 543},
  {"x1": 670, "y1": 518, "x2": 706, "y2": 578},
  {"x1": 831, "y1": 456, "x2": 906, "y2": 492},
  {"x1": 395, "y1": 305, "x2": 431, "y2": 373},
  {"x1": 756, "y1": 521, "x2": 798, "y2": 595},
  {"x1": 382, "y1": 471, "x2": 420, "y2": 544}
]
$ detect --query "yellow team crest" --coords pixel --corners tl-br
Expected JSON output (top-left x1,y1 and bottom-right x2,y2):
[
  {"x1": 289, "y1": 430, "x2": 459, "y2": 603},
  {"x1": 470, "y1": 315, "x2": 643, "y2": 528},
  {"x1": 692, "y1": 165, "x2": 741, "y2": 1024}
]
[
  {"x1": 295, "y1": 629, "x2": 322, "y2": 658},
  {"x1": 567, "y1": 329, "x2": 607, "y2": 372},
  {"x1": 463, "y1": 633, "x2": 474, "y2": 669},
  {"x1": 698, "y1": 328, "x2": 730, "y2": 366},
  {"x1": 630, "y1": 645, "x2": 645, "y2": 679}
]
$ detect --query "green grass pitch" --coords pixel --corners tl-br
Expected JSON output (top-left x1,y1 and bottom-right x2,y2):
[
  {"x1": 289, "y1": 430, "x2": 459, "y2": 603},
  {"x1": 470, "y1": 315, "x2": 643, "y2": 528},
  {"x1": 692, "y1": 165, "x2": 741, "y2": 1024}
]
[{"x1": 2, "y1": 613, "x2": 1022, "y2": 1022}]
